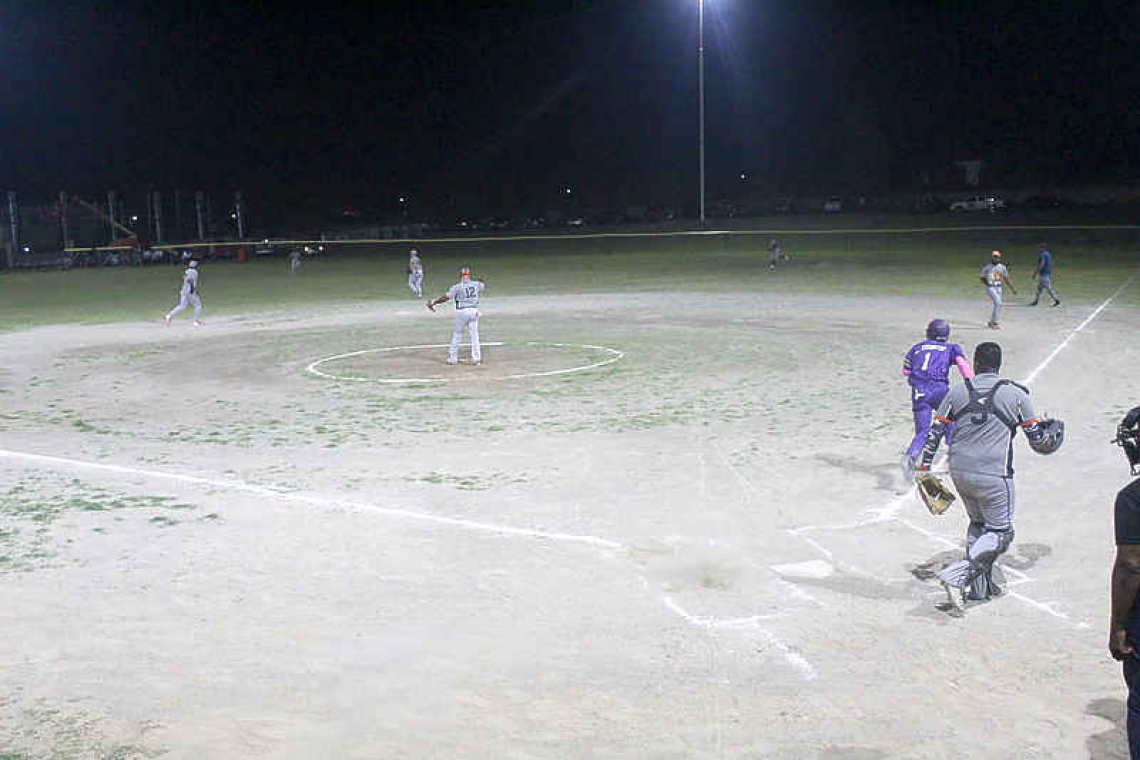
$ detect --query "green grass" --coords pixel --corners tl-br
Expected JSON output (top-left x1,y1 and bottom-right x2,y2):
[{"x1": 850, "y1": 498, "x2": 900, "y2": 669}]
[{"x1": 1, "y1": 217, "x2": 1137, "y2": 332}]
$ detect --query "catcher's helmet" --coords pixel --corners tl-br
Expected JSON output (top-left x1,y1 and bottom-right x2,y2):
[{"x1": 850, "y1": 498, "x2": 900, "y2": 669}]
[
  {"x1": 926, "y1": 318, "x2": 950, "y2": 341},
  {"x1": 1028, "y1": 418, "x2": 1064, "y2": 455}
]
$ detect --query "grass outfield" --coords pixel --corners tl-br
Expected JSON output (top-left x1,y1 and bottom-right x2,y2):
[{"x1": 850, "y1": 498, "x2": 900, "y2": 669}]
[{"x1": 1, "y1": 223, "x2": 1137, "y2": 332}]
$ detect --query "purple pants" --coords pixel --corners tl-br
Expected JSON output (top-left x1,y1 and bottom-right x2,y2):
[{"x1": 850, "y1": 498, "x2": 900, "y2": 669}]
[{"x1": 906, "y1": 385, "x2": 950, "y2": 460}]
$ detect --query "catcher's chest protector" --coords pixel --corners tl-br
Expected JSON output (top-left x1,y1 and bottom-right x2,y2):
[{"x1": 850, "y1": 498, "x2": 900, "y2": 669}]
[{"x1": 949, "y1": 379, "x2": 1021, "y2": 430}]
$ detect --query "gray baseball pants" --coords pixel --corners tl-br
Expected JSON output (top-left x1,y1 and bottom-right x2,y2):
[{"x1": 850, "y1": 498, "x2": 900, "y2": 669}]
[
  {"x1": 986, "y1": 286, "x2": 1003, "y2": 325},
  {"x1": 937, "y1": 469, "x2": 1015, "y2": 599},
  {"x1": 1034, "y1": 274, "x2": 1059, "y2": 303}
]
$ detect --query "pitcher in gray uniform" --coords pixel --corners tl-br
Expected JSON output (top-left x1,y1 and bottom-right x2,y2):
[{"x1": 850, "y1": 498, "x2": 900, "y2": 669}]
[
  {"x1": 427, "y1": 265, "x2": 486, "y2": 365},
  {"x1": 980, "y1": 250, "x2": 1017, "y2": 329},
  {"x1": 917, "y1": 342, "x2": 1059, "y2": 609}
]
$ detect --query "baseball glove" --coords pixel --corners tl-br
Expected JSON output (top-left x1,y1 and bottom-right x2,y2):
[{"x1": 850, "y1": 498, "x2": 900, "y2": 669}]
[{"x1": 916, "y1": 472, "x2": 955, "y2": 516}]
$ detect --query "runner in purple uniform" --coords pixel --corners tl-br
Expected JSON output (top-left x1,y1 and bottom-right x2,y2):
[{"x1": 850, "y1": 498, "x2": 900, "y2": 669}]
[{"x1": 901, "y1": 319, "x2": 974, "y2": 481}]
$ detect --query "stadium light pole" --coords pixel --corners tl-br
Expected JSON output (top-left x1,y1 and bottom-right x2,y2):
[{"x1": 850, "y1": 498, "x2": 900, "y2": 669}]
[{"x1": 698, "y1": 0, "x2": 706, "y2": 227}]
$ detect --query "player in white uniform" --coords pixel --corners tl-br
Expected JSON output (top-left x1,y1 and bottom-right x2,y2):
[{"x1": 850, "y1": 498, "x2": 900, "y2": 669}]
[
  {"x1": 164, "y1": 260, "x2": 203, "y2": 327},
  {"x1": 408, "y1": 249, "x2": 423, "y2": 297},
  {"x1": 289, "y1": 248, "x2": 302, "y2": 274},
  {"x1": 980, "y1": 250, "x2": 1016, "y2": 329},
  {"x1": 427, "y1": 265, "x2": 486, "y2": 365}
]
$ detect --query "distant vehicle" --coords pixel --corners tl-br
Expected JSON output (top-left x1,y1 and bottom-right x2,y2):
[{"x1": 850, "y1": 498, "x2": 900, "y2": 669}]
[
  {"x1": 1020, "y1": 195, "x2": 1070, "y2": 209},
  {"x1": 774, "y1": 197, "x2": 795, "y2": 214},
  {"x1": 823, "y1": 196, "x2": 844, "y2": 213},
  {"x1": 254, "y1": 240, "x2": 275, "y2": 256},
  {"x1": 566, "y1": 217, "x2": 584, "y2": 227},
  {"x1": 949, "y1": 195, "x2": 1005, "y2": 212}
]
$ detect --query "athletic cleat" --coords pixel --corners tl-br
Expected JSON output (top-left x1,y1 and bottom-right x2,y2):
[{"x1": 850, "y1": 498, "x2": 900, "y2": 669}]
[
  {"x1": 446, "y1": 359, "x2": 458, "y2": 365},
  {"x1": 163, "y1": 314, "x2": 171, "y2": 326},
  {"x1": 193, "y1": 320, "x2": 203, "y2": 327},
  {"x1": 1051, "y1": 300, "x2": 1061, "y2": 307},
  {"x1": 987, "y1": 321, "x2": 1002, "y2": 330},
  {"x1": 942, "y1": 581, "x2": 966, "y2": 613},
  {"x1": 900, "y1": 454, "x2": 916, "y2": 483},
  {"x1": 1027, "y1": 301, "x2": 1038, "y2": 306}
]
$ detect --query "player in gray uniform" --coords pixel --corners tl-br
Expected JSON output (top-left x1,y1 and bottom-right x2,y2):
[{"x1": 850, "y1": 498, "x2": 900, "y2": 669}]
[
  {"x1": 427, "y1": 265, "x2": 486, "y2": 365},
  {"x1": 767, "y1": 238, "x2": 789, "y2": 269},
  {"x1": 408, "y1": 249, "x2": 423, "y2": 298},
  {"x1": 918, "y1": 342, "x2": 1062, "y2": 609},
  {"x1": 980, "y1": 250, "x2": 1017, "y2": 329},
  {"x1": 289, "y1": 248, "x2": 302, "y2": 274},
  {"x1": 164, "y1": 260, "x2": 203, "y2": 327}
]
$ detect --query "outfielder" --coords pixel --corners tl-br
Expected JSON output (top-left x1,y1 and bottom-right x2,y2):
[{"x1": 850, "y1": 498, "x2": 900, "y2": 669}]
[
  {"x1": 164, "y1": 260, "x2": 203, "y2": 327},
  {"x1": 768, "y1": 238, "x2": 789, "y2": 269},
  {"x1": 1029, "y1": 242, "x2": 1061, "y2": 307},
  {"x1": 408, "y1": 248, "x2": 423, "y2": 298},
  {"x1": 917, "y1": 342, "x2": 1063, "y2": 610},
  {"x1": 427, "y1": 265, "x2": 486, "y2": 365},
  {"x1": 289, "y1": 248, "x2": 302, "y2": 274},
  {"x1": 980, "y1": 250, "x2": 1017, "y2": 329},
  {"x1": 900, "y1": 319, "x2": 974, "y2": 481}
]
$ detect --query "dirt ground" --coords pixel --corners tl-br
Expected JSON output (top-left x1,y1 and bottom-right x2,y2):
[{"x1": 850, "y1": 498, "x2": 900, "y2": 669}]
[{"x1": 1, "y1": 287, "x2": 1137, "y2": 759}]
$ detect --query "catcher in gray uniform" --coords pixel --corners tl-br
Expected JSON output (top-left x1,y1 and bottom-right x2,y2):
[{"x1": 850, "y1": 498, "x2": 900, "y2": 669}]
[{"x1": 917, "y1": 342, "x2": 1064, "y2": 609}]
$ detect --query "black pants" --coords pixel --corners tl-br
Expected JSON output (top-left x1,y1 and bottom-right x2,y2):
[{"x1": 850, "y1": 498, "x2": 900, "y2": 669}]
[{"x1": 1127, "y1": 652, "x2": 1140, "y2": 758}]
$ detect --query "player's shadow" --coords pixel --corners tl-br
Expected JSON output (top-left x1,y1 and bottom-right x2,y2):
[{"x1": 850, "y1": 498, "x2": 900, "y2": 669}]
[
  {"x1": 815, "y1": 453, "x2": 897, "y2": 493},
  {"x1": 1086, "y1": 697, "x2": 1129, "y2": 759}
]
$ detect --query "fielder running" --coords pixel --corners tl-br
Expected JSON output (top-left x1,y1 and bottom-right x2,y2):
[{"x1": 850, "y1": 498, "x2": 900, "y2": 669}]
[
  {"x1": 164, "y1": 260, "x2": 203, "y2": 327},
  {"x1": 1029, "y1": 242, "x2": 1061, "y2": 307},
  {"x1": 408, "y1": 248, "x2": 423, "y2": 298},
  {"x1": 900, "y1": 319, "x2": 974, "y2": 481},
  {"x1": 980, "y1": 250, "x2": 1017, "y2": 329},
  {"x1": 917, "y1": 342, "x2": 1063, "y2": 609},
  {"x1": 768, "y1": 238, "x2": 789, "y2": 269},
  {"x1": 427, "y1": 266, "x2": 486, "y2": 365}
]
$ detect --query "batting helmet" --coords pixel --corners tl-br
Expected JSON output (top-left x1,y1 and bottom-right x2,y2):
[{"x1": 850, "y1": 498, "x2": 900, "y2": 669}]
[
  {"x1": 926, "y1": 318, "x2": 950, "y2": 341},
  {"x1": 1028, "y1": 418, "x2": 1064, "y2": 455},
  {"x1": 188, "y1": 260, "x2": 198, "y2": 268}
]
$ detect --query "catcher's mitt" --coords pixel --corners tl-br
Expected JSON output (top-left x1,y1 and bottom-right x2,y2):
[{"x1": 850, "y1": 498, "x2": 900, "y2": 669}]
[{"x1": 916, "y1": 472, "x2": 955, "y2": 516}]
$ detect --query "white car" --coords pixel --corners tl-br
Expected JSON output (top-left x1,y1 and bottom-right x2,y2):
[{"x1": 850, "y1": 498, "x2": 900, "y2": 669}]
[
  {"x1": 950, "y1": 195, "x2": 1004, "y2": 212},
  {"x1": 823, "y1": 196, "x2": 844, "y2": 213}
]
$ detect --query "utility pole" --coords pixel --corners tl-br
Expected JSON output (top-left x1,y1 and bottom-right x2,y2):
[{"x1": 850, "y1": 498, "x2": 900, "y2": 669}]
[
  {"x1": 194, "y1": 191, "x2": 206, "y2": 240},
  {"x1": 6, "y1": 191, "x2": 17, "y2": 269},
  {"x1": 107, "y1": 191, "x2": 118, "y2": 242},
  {"x1": 59, "y1": 191, "x2": 70, "y2": 250},
  {"x1": 152, "y1": 191, "x2": 163, "y2": 242},
  {"x1": 234, "y1": 190, "x2": 245, "y2": 238}
]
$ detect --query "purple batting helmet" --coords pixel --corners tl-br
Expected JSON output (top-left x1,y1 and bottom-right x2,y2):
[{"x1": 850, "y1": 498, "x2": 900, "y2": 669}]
[{"x1": 926, "y1": 318, "x2": 950, "y2": 341}]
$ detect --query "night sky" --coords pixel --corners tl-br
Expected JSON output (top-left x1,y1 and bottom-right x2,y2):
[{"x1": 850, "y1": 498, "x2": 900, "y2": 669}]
[{"x1": 2, "y1": 1, "x2": 1138, "y2": 224}]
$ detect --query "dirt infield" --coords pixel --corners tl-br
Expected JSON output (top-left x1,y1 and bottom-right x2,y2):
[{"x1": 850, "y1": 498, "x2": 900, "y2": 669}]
[{"x1": 1, "y1": 286, "x2": 1137, "y2": 758}]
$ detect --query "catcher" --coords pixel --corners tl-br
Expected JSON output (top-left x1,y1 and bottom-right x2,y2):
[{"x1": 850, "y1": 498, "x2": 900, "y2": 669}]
[{"x1": 916, "y1": 342, "x2": 1063, "y2": 610}]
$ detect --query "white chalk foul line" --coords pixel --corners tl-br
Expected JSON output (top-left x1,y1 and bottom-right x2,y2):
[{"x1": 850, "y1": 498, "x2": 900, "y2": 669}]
[
  {"x1": 659, "y1": 594, "x2": 817, "y2": 681},
  {"x1": 0, "y1": 445, "x2": 818, "y2": 676},
  {"x1": 1020, "y1": 271, "x2": 1137, "y2": 386},
  {"x1": 0, "y1": 448, "x2": 623, "y2": 551},
  {"x1": 306, "y1": 342, "x2": 624, "y2": 384}
]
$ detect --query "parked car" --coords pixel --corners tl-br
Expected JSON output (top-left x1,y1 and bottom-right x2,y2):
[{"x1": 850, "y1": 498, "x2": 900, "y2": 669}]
[
  {"x1": 949, "y1": 195, "x2": 1005, "y2": 212},
  {"x1": 823, "y1": 196, "x2": 844, "y2": 213},
  {"x1": 254, "y1": 239, "x2": 275, "y2": 256}
]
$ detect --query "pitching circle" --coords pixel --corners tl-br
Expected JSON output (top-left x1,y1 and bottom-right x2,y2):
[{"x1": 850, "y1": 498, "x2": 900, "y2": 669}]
[{"x1": 306, "y1": 341, "x2": 624, "y2": 384}]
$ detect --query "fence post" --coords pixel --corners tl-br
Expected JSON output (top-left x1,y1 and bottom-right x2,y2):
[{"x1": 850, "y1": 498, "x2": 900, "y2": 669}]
[{"x1": 195, "y1": 191, "x2": 206, "y2": 240}]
